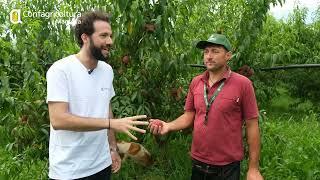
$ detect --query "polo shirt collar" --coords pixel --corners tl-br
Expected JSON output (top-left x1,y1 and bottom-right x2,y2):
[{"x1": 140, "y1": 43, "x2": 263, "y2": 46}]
[{"x1": 201, "y1": 66, "x2": 232, "y2": 83}]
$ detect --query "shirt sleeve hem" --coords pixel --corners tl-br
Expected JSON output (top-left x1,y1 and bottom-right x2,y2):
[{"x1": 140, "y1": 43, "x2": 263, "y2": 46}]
[
  {"x1": 244, "y1": 115, "x2": 259, "y2": 121},
  {"x1": 46, "y1": 98, "x2": 69, "y2": 103},
  {"x1": 184, "y1": 108, "x2": 195, "y2": 112}
]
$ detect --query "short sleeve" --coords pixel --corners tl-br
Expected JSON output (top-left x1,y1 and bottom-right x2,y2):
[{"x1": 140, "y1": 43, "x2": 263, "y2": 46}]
[
  {"x1": 184, "y1": 79, "x2": 196, "y2": 112},
  {"x1": 109, "y1": 84, "x2": 115, "y2": 100},
  {"x1": 241, "y1": 81, "x2": 259, "y2": 120},
  {"x1": 46, "y1": 67, "x2": 69, "y2": 103}
]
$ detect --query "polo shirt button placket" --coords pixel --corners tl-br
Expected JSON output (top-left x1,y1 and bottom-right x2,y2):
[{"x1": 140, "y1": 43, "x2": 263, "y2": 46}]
[{"x1": 204, "y1": 111, "x2": 209, "y2": 125}]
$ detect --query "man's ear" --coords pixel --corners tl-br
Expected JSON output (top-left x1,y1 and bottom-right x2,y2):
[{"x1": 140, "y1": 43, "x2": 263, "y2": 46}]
[
  {"x1": 81, "y1": 34, "x2": 89, "y2": 45},
  {"x1": 226, "y1": 51, "x2": 232, "y2": 61}
]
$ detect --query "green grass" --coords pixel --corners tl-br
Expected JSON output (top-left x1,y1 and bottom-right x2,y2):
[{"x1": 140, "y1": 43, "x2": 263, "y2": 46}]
[
  {"x1": 0, "y1": 112, "x2": 319, "y2": 179},
  {"x1": 0, "y1": 125, "x2": 9, "y2": 147},
  {"x1": 259, "y1": 113, "x2": 320, "y2": 179},
  {"x1": 113, "y1": 113, "x2": 320, "y2": 180},
  {"x1": 0, "y1": 147, "x2": 48, "y2": 180},
  {"x1": 113, "y1": 133, "x2": 192, "y2": 180}
]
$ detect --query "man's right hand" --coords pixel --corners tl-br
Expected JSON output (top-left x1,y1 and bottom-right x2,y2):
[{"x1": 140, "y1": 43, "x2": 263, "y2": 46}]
[
  {"x1": 148, "y1": 119, "x2": 170, "y2": 135},
  {"x1": 110, "y1": 115, "x2": 149, "y2": 140}
]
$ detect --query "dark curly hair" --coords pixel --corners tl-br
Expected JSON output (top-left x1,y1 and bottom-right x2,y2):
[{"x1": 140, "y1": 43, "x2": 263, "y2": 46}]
[{"x1": 74, "y1": 11, "x2": 110, "y2": 47}]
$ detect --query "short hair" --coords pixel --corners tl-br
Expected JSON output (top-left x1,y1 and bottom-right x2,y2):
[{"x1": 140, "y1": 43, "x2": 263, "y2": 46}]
[{"x1": 74, "y1": 11, "x2": 110, "y2": 47}]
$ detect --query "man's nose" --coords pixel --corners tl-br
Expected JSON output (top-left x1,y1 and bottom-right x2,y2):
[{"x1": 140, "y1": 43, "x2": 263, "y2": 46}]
[
  {"x1": 205, "y1": 53, "x2": 213, "y2": 60},
  {"x1": 106, "y1": 37, "x2": 113, "y2": 45}
]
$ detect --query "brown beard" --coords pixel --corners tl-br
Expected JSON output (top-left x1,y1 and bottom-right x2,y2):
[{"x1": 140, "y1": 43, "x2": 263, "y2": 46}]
[{"x1": 89, "y1": 37, "x2": 109, "y2": 62}]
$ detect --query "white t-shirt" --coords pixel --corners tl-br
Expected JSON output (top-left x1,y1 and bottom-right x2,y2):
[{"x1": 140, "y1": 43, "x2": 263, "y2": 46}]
[{"x1": 46, "y1": 55, "x2": 115, "y2": 179}]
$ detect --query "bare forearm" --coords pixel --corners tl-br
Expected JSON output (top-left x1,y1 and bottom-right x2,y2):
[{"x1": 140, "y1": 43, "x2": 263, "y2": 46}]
[
  {"x1": 108, "y1": 108, "x2": 117, "y2": 150},
  {"x1": 168, "y1": 111, "x2": 195, "y2": 132},
  {"x1": 108, "y1": 130, "x2": 117, "y2": 149},
  {"x1": 246, "y1": 119, "x2": 261, "y2": 169},
  {"x1": 48, "y1": 102, "x2": 111, "y2": 131},
  {"x1": 50, "y1": 112, "x2": 110, "y2": 131},
  {"x1": 48, "y1": 102, "x2": 148, "y2": 138}
]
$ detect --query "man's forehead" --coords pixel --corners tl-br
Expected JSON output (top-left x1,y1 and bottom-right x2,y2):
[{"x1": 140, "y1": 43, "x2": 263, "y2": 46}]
[
  {"x1": 93, "y1": 20, "x2": 112, "y2": 33},
  {"x1": 204, "y1": 44, "x2": 224, "y2": 50}
]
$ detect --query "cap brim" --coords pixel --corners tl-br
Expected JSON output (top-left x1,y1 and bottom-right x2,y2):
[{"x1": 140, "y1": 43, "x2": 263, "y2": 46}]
[
  {"x1": 196, "y1": 41, "x2": 213, "y2": 49},
  {"x1": 196, "y1": 41, "x2": 225, "y2": 49},
  {"x1": 196, "y1": 41, "x2": 231, "y2": 51}
]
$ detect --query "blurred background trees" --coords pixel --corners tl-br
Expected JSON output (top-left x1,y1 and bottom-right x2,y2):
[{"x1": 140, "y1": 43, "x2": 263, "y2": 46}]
[{"x1": 1, "y1": 0, "x2": 319, "y2": 179}]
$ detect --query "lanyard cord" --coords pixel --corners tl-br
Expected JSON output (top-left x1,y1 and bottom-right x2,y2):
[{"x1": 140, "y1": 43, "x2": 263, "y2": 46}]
[
  {"x1": 203, "y1": 82, "x2": 225, "y2": 125},
  {"x1": 203, "y1": 70, "x2": 231, "y2": 125}
]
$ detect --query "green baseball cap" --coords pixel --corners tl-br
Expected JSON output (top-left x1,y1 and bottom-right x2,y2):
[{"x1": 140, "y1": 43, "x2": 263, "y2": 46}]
[{"x1": 196, "y1": 33, "x2": 232, "y2": 51}]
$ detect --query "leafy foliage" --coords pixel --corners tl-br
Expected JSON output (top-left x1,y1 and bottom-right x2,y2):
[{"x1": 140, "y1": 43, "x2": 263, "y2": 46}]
[
  {"x1": 250, "y1": 7, "x2": 320, "y2": 107},
  {"x1": 0, "y1": 0, "x2": 320, "y2": 179},
  {"x1": 1, "y1": 0, "x2": 282, "y2": 150},
  {"x1": 259, "y1": 113, "x2": 320, "y2": 179}
]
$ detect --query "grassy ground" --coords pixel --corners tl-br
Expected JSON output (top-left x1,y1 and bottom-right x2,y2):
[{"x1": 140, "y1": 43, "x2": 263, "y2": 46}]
[
  {"x1": 1, "y1": 112, "x2": 319, "y2": 180},
  {"x1": 260, "y1": 113, "x2": 320, "y2": 179}
]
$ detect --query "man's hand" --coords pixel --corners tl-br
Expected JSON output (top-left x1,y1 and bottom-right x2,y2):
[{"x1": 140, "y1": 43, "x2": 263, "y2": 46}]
[
  {"x1": 246, "y1": 119, "x2": 262, "y2": 180},
  {"x1": 247, "y1": 168, "x2": 263, "y2": 180},
  {"x1": 111, "y1": 150, "x2": 121, "y2": 173},
  {"x1": 110, "y1": 115, "x2": 149, "y2": 140},
  {"x1": 148, "y1": 119, "x2": 170, "y2": 135}
]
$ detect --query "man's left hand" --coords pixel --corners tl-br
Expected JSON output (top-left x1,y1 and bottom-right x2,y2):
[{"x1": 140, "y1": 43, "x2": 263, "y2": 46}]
[
  {"x1": 247, "y1": 168, "x2": 263, "y2": 180},
  {"x1": 111, "y1": 150, "x2": 121, "y2": 173}
]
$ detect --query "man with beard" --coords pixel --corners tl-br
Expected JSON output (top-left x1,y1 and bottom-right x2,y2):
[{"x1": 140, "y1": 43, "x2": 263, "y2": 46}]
[
  {"x1": 46, "y1": 11, "x2": 148, "y2": 180},
  {"x1": 149, "y1": 34, "x2": 263, "y2": 180}
]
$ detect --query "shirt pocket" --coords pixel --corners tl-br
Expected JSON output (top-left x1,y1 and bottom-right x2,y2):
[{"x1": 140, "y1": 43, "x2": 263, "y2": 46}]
[
  {"x1": 193, "y1": 92, "x2": 206, "y2": 113},
  {"x1": 96, "y1": 87, "x2": 112, "y2": 102},
  {"x1": 216, "y1": 94, "x2": 241, "y2": 113}
]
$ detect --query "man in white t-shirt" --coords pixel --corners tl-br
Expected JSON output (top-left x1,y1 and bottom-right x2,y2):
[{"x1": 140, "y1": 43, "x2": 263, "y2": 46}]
[{"x1": 46, "y1": 11, "x2": 148, "y2": 180}]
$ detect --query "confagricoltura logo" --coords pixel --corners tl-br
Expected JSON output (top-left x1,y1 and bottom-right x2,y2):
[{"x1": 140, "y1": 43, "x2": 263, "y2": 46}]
[{"x1": 10, "y1": 9, "x2": 81, "y2": 24}]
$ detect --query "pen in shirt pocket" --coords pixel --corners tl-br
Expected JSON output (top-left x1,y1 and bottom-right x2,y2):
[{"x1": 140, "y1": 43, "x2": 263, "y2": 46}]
[{"x1": 235, "y1": 96, "x2": 240, "y2": 104}]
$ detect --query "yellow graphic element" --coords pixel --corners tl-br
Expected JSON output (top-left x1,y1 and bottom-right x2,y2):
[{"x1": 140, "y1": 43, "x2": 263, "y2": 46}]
[
  {"x1": 10, "y1": 9, "x2": 22, "y2": 24},
  {"x1": 127, "y1": 21, "x2": 133, "y2": 35}
]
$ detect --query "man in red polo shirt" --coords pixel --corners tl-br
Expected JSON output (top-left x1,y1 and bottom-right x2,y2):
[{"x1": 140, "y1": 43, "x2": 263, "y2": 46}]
[{"x1": 149, "y1": 33, "x2": 263, "y2": 180}]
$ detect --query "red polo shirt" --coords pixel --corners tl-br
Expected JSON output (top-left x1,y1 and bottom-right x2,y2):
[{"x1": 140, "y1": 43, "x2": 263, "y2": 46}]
[{"x1": 185, "y1": 68, "x2": 258, "y2": 165}]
